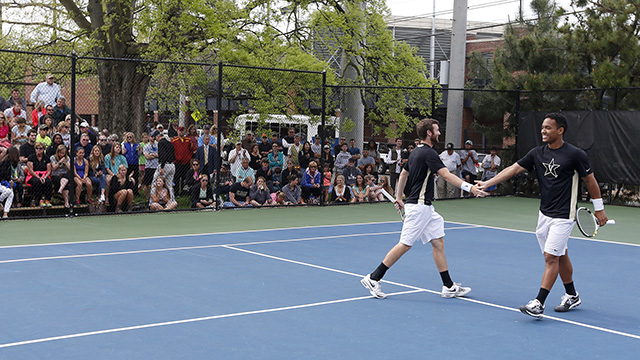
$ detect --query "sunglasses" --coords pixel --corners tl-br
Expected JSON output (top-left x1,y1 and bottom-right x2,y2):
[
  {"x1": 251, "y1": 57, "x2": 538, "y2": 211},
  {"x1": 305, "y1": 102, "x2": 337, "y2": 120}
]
[
  {"x1": 36, "y1": 147, "x2": 44, "y2": 150},
  {"x1": 201, "y1": 179, "x2": 208, "y2": 182}
]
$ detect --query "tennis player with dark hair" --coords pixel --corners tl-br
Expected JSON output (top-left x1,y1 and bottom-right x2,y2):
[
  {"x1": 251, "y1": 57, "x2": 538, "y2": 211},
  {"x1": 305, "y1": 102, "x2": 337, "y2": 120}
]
[
  {"x1": 361, "y1": 118, "x2": 486, "y2": 299},
  {"x1": 477, "y1": 112, "x2": 609, "y2": 318}
]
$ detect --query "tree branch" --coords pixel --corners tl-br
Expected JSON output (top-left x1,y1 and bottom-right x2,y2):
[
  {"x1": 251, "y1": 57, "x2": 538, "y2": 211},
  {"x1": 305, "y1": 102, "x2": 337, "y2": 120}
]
[{"x1": 57, "y1": 0, "x2": 93, "y2": 32}]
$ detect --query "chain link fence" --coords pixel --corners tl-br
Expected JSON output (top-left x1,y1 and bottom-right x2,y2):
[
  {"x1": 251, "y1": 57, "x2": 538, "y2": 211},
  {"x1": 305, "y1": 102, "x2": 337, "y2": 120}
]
[{"x1": 0, "y1": 49, "x2": 637, "y2": 219}]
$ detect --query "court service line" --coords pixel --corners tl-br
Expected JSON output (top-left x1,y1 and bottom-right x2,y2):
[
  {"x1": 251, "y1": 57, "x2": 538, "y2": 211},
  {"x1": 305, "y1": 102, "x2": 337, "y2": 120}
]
[
  {"x1": 224, "y1": 245, "x2": 640, "y2": 341},
  {"x1": 0, "y1": 226, "x2": 477, "y2": 265},
  {"x1": 0, "y1": 289, "x2": 426, "y2": 349}
]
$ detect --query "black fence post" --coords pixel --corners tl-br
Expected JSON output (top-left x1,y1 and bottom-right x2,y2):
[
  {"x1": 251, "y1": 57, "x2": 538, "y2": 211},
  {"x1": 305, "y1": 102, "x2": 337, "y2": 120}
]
[
  {"x1": 513, "y1": 88, "x2": 521, "y2": 196},
  {"x1": 69, "y1": 51, "x2": 78, "y2": 217},
  {"x1": 431, "y1": 85, "x2": 436, "y2": 116},
  {"x1": 320, "y1": 71, "x2": 327, "y2": 206},
  {"x1": 215, "y1": 61, "x2": 223, "y2": 210}
]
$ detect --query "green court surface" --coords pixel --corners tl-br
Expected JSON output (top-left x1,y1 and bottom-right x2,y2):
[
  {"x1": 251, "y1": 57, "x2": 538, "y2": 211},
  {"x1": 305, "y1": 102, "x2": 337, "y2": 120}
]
[{"x1": 0, "y1": 197, "x2": 637, "y2": 246}]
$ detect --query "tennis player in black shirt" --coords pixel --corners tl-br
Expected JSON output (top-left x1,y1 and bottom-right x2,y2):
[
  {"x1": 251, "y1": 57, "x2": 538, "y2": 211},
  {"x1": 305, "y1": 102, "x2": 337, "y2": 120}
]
[
  {"x1": 478, "y1": 113, "x2": 609, "y2": 318},
  {"x1": 361, "y1": 118, "x2": 486, "y2": 300}
]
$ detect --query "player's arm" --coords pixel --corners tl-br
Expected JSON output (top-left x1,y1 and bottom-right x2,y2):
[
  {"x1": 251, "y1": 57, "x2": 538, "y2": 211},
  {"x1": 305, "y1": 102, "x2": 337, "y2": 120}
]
[
  {"x1": 437, "y1": 168, "x2": 485, "y2": 197},
  {"x1": 582, "y1": 173, "x2": 608, "y2": 226},
  {"x1": 477, "y1": 162, "x2": 527, "y2": 189},
  {"x1": 395, "y1": 168, "x2": 409, "y2": 207}
]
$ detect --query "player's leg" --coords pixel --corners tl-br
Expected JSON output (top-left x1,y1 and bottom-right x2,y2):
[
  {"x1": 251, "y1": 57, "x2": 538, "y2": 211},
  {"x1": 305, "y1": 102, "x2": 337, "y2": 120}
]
[{"x1": 554, "y1": 252, "x2": 581, "y2": 312}]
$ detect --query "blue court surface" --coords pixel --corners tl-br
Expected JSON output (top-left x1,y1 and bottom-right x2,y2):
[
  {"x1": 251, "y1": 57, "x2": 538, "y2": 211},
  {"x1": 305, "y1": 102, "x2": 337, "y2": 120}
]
[{"x1": 0, "y1": 221, "x2": 638, "y2": 359}]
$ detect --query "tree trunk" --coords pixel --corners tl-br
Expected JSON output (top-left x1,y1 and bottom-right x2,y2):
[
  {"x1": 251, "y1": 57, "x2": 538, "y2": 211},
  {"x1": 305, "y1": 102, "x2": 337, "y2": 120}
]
[{"x1": 96, "y1": 59, "x2": 151, "y2": 137}]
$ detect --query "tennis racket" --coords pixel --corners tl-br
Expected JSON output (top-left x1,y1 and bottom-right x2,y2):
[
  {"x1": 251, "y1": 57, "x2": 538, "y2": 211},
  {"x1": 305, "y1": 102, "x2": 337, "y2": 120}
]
[
  {"x1": 380, "y1": 188, "x2": 404, "y2": 221},
  {"x1": 575, "y1": 207, "x2": 615, "y2": 238}
]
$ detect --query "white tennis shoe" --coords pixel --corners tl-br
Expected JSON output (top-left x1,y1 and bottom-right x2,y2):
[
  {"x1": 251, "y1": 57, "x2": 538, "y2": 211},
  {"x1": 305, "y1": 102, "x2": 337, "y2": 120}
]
[
  {"x1": 441, "y1": 283, "x2": 471, "y2": 298},
  {"x1": 520, "y1": 299, "x2": 545, "y2": 318},
  {"x1": 554, "y1": 293, "x2": 581, "y2": 312},
  {"x1": 360, "y1": 274, "x2": 387, "y2": 299}
]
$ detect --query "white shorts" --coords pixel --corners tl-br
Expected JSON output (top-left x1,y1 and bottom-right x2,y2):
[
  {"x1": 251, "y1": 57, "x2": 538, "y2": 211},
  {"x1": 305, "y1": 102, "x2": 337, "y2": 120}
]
[
  {"x1": 399, "y1": 203, "x2": 445, "y2": 246},
  {"x1": 535, "y1": 211, "x2": 575, "y2": 256}
]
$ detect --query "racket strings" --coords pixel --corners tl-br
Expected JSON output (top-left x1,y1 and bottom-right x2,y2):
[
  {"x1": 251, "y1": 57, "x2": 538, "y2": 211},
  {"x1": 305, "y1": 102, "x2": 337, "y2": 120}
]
[{"x1": 577, "y1": 210, "x2": 597, "y2": 235}]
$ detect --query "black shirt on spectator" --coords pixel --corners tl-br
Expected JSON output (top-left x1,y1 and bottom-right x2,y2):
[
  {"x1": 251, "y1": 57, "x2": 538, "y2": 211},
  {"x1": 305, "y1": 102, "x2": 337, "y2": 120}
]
[
  {"x1": 158, "y1": 138, "x2": 175, "y2": 168},
  {"x1": 20, "y1": 143, "x2": 36, "y2": 160},
  {"x1": 229, "y1": 182, "x2": 250, "y2": 201},
  {"x1": 28, "y1": 153, "x2": 50, "y2": 171}
]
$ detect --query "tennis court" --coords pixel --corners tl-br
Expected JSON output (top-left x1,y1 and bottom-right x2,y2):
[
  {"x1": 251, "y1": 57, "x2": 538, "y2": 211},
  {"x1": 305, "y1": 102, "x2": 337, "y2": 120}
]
[{"x1": 0, "y1": 198, "x2": 638, "y2": 359}]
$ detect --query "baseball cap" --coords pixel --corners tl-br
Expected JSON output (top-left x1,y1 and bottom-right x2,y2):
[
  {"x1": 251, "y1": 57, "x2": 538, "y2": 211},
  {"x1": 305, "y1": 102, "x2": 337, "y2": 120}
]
[
  {"x1": 465, "y1": 140, "x2": 473, "y2": 146},
  {"x1": 80, "y1": 121, "x2": 89, "y2": 128},
  {"x1": 203, "y1": 125, "x2": 211, "y2": 130},
  {"x1": 39, "y1": 125, "x2": 48, "y2": 130},
  {"x1": 150, "y1": 130, "x2": 161, "y2": 138},
  {"x1": 46, "y1": 73, "x2": 54, "y2": 79},
  {"x1": 446, "y1": 143, "x2": 454, "y2": 150},
  {"x1": 323, "y1": 144, "x2": 330, "y2": 149},
  {"x1": 177, "y1": 126, "x2": 185, "y2": 131}
]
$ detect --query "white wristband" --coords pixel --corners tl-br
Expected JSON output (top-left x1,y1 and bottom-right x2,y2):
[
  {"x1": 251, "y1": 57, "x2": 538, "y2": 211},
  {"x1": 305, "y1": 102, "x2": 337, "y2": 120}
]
[
  {"x1": 592, "y1": 198, "x2": 604, "y2": 212},
  {"x1": 461, "y1": 181, "x2": 473, "y2": 193}
]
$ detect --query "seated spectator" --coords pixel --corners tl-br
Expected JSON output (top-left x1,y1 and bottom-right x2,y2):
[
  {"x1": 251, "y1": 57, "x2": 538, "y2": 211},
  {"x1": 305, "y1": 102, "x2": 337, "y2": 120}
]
[
  {"x1": 281, "y1": 159, "x2": 298, "y2": 188},
  {"x1": 358, "y1": 149, "x2": 376, "y2": 173},
  {"x1": 258, "y1": 133, "x2": 271, "y2": 157},
  {"x1": 73, "y1": 147, "x2": 93, "y2": 204},
  {"x1": 0, "y1": 113, "x2": 11, "y2": 149},
  {"x1": 331, "y1": 174, "x2": 353, "y2": 203},
  {"x1": 235, "y1": 157, "x2": 255, "y2": 184},
  {"x1": 31, "y1": 100, "x2": 46, "y2": 128},
  {"x1": 366, "y1": 174, "x2": 383, "y2": 202},
  {"x1": 104, "y1": 142, "x2": 127, "y2": 206},
  {"x1": 4, "y1": 100, "x2": 26, "y2": 122},
  {"x1": 255, "y1": 158, "x2": 273, "y2": 191},
  {"x1": 342, "y1": 158, "x2": 361, "y2": 186},
  {"x1": 298, "y1": 141, "x2": 315, "y2": 174},
  {"x1": 26, "y1": 142, "x2": 53, "y2": 207},
  {"x1": 96, "y1": 133, "x2": 112, "y2": 156},
  {"x1": 283, "y1": 175, "x2": 304, "y2": 205},
  {"x1": 108, "y1": 164, "x2": 135, "y2": 212},
  {"x1": 224, "y1": 176, "x2": 252, "y2": 208},
  {"x1": 249, "y1": 176, "x2": 275, "y2": 207},
  {"x1": 271, "y1": 166, "x2": 282, "y2": 192},
  {"x1": 0, "y1": 179, "x2": 13, "y2": 218},
  {"x1": 41, "y1": 116, "x2": 55, "y2": 138},
  {"x1": 122, "y1": 132, "x2": 140, "y2": 187},
  {"x1": 184, "y1": 158, "x2": 201, "y2": 194},
  {"x1": 36, "y1": 125, "x2": 51, "y2": 147},
  {"x1": 50, "y1": 144, "x2": 71, "y2": 208},
  {"x1": 249, "y1": 144, "x2": 262, "y2": 171},
  {"x1": 19, "y1": 129, "x2": 37, "y2": 164},
  {"x1": 46, "y1": 133, "x2": 64, "y2": 158},
  {"x1": 11, "y1": 117, "x2": 30, "y2": 147},
  {"x1": 335, "y1": 143, "x2": 351, "y2": 175},
  {"x1": 352, "y1": 174, "x2": 369, "y2": 203},
  {"x1": 56, "y1": 119, "x2": 71, "y2": 149},
  {"x1": 267, "y1": 143, "x2": 284, "y2": 171},
  {"x1": 301, "y1": 161, "x2": 322, "y2": 203},
  {"x1": 73, "y1": 133, "x2": 93, "y2": 155},
  {"x1": 52, "y1": 96, "x2": 71, "y2": 126},
  {"x1": 378, "y1": 176, "x2": 394, "y2": 197},
  {"x1": 191, "y1": 173, "x2": 215, "y2": 208},
  {"x1": 322, "y1": 163, "x2": 332, "y2": 203},
  {"x1": 215, "y1": 163, "x2": 235, "y2": 202},
  {"x1": 88, "y1": 145, "x2": 107, "y2": 204},
  {"x1": 0, "y1": 147, "x2": 24, "y2": 207},
  {"x1": 274, "y1": 190, "x2": 286, "y2": 205},
  {"x1": 320, "y1": 144, "x2": 334, "y2": 170},
  {"x1": 149, "y1": 176, "x2": 178, "y2": 211},
  {"x1": 362, "y1": 163, "x2": 376, "y2": 179}
]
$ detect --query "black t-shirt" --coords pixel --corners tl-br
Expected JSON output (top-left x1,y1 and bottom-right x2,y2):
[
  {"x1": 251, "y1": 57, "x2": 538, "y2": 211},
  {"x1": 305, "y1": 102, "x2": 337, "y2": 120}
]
[
  {"x1": 403, "y1": 144, "x2": 445, "y2": 205},
  {"x1": 28, "y1": 153, "x2": 50, "y2": 172},
  {"x1": 20, "y1": 143, "x2": 36, "y2": 159},
  {"x1": 518, "y1": 142, "x2": 592, "y2": 219},
  {"x1": 229, "y1": 182, "x2": 250, "y2": 201}
]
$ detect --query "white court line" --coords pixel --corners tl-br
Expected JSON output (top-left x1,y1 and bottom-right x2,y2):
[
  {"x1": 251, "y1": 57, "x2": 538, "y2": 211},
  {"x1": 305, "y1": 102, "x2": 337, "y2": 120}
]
[
  {"x1": 0, "y1": 289, "x2": 427, "y2": 349},
  {"x1": 0, "y1": 226, "x2": 478, "y2": 265}
]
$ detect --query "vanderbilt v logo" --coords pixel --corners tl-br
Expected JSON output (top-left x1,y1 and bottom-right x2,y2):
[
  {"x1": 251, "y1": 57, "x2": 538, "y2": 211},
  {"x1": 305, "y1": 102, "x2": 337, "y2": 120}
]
[{"x1": 543, "y1": 158, "x2": 560, "y2": 178}]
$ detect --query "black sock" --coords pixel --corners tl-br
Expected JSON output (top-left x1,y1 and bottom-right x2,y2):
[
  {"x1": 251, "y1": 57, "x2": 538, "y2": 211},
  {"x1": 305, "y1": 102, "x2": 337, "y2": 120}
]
[
  {"x1": 440, "y1": 270, "x2": 453, "y2": 288},
  {"x1": 370, "y1": 262, "x2": 389, "y2": 281},
  {"x1": 536, "y1": 288, "x2": 550, "y2": 305},
  {"x1": 563, "y1": 281, "x2": 577, "y2": 296}
]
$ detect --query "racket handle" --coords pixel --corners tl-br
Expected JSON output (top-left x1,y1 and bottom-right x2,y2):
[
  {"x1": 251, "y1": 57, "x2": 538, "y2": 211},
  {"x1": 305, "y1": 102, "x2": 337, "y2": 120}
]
[{"x1": 606, "y1": 219, "x2": 616, "y2": 225}]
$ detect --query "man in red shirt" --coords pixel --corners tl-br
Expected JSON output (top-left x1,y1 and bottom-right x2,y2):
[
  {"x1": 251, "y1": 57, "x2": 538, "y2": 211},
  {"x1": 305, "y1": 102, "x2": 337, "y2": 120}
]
[{"x1": 172, "y1": 126, "x2": 196, "y2": 194}]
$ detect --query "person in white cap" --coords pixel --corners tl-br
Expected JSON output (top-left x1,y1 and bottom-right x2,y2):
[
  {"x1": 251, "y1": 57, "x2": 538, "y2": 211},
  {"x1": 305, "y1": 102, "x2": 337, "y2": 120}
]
[{"x1": 30, "y1": 74, "x2": 62, "y2": 107}]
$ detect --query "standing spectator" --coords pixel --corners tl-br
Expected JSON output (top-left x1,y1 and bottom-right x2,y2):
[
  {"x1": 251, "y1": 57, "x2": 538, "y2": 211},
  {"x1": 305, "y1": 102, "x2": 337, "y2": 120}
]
[
  {"x1": 0, "y1": 113, "x2": 11, "y2": 149},
  {"x1": 357, "y1": 149, "x2": 376, "y2": 173},
  {"x1": 11, "y1": 117, "x2": 31, "y2": 147},
  {"x1": 241, "y1": 131, "x2": 256, "y2": 152},
  {"x1": 214, "y1": 163, "x2": 235, "y2": 201},
  {"x1": 249, "y1": 176, "x2": 275, "y2": 207},
  {"x1": 301, "y1": 161, "x2": 322, "y2": 202},
  {"x1": 26, "y1": 142, "x2": 53, "y2": 207},
  {"x1": 385, "y1": 138, "x2": 404, "y2": 193},
  {"x1": 258, "y1": 133, "x2": 272, "y2": 157},
  {"x1": 365, "y1": 140, "x2": 380, "y2": 163},
  {"x1": 459, "y1": 140, "x2": 479, "y2": 198},
  {"x1": 283, "y1": 175, "x2": 303, "y2": 205},
  {"x1": 52, "y1": 96, "x2": 71, "y2": 127},
  {"x1": 481, "y1": 147, "x2": 501, "y2": 196},
  {"x1": 154, "y1": 131, "x2": 176, "y2": 194},
  {"x1": 186, "y1": 125, "x2": 199, "y2": 146},
  {"x1": 108, "y1": 164, "x2": 135, "y2": 212},
  {"x1": 122, "y1": 132, "x2": 140, "y2": 188},
  {"x1": 57, "y1": 119, "x2": 71, "y2": 149},
  {"x1": 228, "y1": 141, "x2": 249, "y2": 177},
  {"x1": 4, "y1": 101, "x2": 26, "y2": 123},
  {"x1": 248, "y1": 143, "x2": 261, "y2": 171},
  {"x1": 210, "y1": 125, "x2": 223, "y2": 148},
  {"x1": 287, "y1": 134, "x2": 303, "y2": 167},
  {"x1": 224, "y1": 176, "x2": 252, "y2": 207},
  {"x1": 46, "y1": 133, "x2": 64, "y2": 158},
  {"x1": 149, "y1": 176, "x2": 178, "y2": 211},
  {"x1": 0, "y1": 147, "x2": 25, "y2": 207},
  {"x1": 31, "y1": 100, "x2": 46, "y2": 128},
  {"x1": 6, "y1": 88, "x2": 26, "y2": 111},
  {"x1": 330, "y1": 174, "x2": 352, "y2": 203},
  {"x1": 342, "y1": 158, "x2": 361, "y2": 186},
  {"x1": 88, "y1": 145, "x2": 107, "y2": 204},
  {"x1": 267, "y1": 143, "x2": 284, "y2": 172},
  {"x1": 235, "y1": 157, "x2": 255, "y2": 184},
  {"x1": 191, "y1": 173, "x2": 215, "y2": 208},
  {"x1": 195, "y1": 134, "x2": 217, "y2": 177},
  {"x1": 142, "y1": 130, "x2": 160, "y2": 199},
  {"x1": 348, "y1": 138, "x2": 361, "y2": 160},
  {"x1": 281, "y1": 128, "x2": 296, "y2": 152},
  {"x1": 30, "y1": 74, "x2": 61, "y2": 107},
  {"x1": 167, "y1": 120, "x2": 178, "y2": 138},
  {"x1": 197, "y1": 124, "x2": 212, "y2": 147},
  {"x1": 438, "y1": 143, "x2": 461, "y2": 199},
  {"x1": 35, "y1": 125, "x2": 51, "y2": 147},
  {"x1": 73, "y1": 147, "x2": 93, "y2": 204},
  {"x1": 172, "y1": 126, "x2": 196, "y2": 194}
]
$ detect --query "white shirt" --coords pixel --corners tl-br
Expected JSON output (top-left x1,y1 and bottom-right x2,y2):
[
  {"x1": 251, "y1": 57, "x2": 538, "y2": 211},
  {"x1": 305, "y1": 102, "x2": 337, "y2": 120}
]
[
  {"x1": 481, "y1": 154, "x2": 501, "y2": 179},
  {"x1": 30, "y1": 82, "x2": 62, "y2": 107},
  {"x1": 4, "y1": 108, "x2": 27, "y2": 120},
  {"x1": 385, "y1": 149, "x2": 403, "y2": 174},
  {"x1": 228, "y1": 147, "x2": 249, "y2": 176},
  {"x1": 439, "y1": 151, "x2": 461, "y2": 173}
]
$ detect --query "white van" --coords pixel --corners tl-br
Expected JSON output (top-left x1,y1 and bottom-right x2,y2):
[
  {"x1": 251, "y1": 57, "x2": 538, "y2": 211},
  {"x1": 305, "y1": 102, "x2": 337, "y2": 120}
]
[{"x1": 233, "y1": 113, "x2": 339, "y2": 143}]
